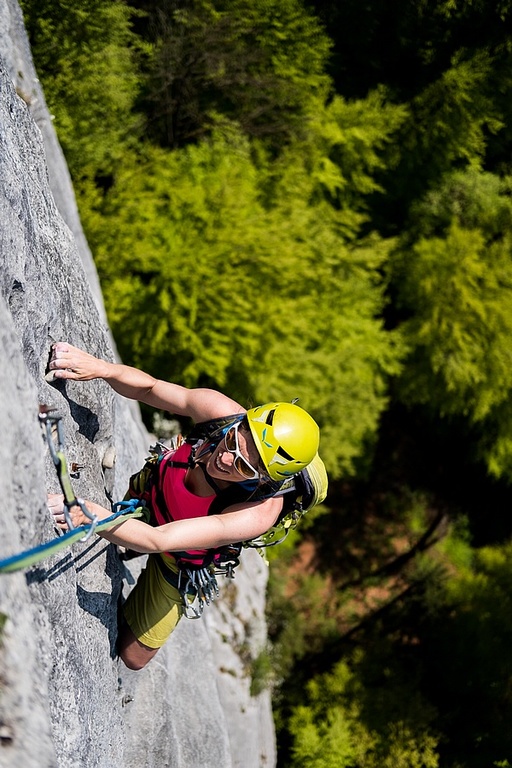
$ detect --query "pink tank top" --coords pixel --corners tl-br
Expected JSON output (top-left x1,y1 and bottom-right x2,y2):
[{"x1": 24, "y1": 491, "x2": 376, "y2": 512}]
[{"x1": 150, "y1": 443, "x2": 215, "y2": 563}]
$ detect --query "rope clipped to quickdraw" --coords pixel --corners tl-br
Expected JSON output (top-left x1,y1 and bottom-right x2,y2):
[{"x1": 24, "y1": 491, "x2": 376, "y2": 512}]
[
  {"x1": 0, "y1": 498, "x2": 145, "y2": 574},
  {"x1": 39, "y1": 405, "x2": 98, "y2": 542},
  {"x1": 0, "y1": 408, "x2": 146, "y2": 574}
]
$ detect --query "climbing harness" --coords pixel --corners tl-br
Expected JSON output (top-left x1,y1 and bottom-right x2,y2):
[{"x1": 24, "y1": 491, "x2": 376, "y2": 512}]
[
  {"x1": 39, "y1": 405, "x2": 98, "y2": 541},
  {"x1": 155, "y1": 559, "x2": 221, "y2": 619},
  {"x1": 0, "y1": 407, "x2": 145, "y2": 574},
  {"x1": 154, "y1": 546, "x2": 243, "y2": 619}
]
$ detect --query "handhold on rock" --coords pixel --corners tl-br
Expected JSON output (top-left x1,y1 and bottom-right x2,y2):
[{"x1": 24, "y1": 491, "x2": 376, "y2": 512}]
[{"x1": 102, "y1": 445, "x2": 116, "y2": 469}]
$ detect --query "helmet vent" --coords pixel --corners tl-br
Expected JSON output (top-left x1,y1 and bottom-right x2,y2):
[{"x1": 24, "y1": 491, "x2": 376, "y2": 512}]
[
  {"x1": 277, "y1": 446, "x2": 294, "y2": 461},
  {"x1": 266, "y1": 409, "x2": 276, "y2": 426}
]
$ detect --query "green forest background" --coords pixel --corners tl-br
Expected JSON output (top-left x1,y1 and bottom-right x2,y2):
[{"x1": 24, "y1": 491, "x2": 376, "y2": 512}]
[{"x1": 19, "y1": 0, "x2": 512, "y2": 765}]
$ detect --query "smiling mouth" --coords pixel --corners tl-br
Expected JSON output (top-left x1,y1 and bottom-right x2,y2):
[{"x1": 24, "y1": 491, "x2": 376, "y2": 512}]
[{"x1": 214, "y1": 454, "x2": 230, "y2": 474}]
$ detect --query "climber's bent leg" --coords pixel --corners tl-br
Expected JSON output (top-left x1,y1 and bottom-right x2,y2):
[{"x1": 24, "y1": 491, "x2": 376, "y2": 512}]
[
  {"x1": 119, "y1": 553, "x2": 183, "y2": 670},
  {"x1": 117, "y1": 623, "x2": 160, "y2": 670}
]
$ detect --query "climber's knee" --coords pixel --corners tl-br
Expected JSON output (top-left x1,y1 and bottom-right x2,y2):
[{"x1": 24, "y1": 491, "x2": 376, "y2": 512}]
[{"x1": 117, "y1": 624, "x2": 159, "y2": 670}]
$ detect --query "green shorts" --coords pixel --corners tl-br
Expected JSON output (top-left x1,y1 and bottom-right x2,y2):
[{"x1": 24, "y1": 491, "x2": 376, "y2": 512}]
[{"x1": 122, "y1": 553, "x2": 184, "y2": 649}]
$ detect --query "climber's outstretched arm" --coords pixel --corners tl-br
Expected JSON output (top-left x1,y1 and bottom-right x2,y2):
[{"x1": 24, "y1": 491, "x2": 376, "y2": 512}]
[
  {"x1": 48, "y1": 494, "x2": 282, "y2": 552},
  {"x1": 48, "y1": 343, "x2": 243, "y2": 422}
]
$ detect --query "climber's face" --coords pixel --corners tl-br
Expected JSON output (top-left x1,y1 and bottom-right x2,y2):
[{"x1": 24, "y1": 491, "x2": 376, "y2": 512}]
[{"x1": 206, "y1": 423, "x2": 262, "y2": 483}]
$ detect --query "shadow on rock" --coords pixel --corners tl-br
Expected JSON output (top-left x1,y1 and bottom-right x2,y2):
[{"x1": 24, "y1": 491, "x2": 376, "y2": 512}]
[
  {"x1": 25, "y1": 538, "x2": 110, "y2": 583},
  {"x1": 46, "y1": 379, "x2": 100, "y2": 441},
  {"x1": 26, "y1": 542, "x2": 123, "y2": 658}
]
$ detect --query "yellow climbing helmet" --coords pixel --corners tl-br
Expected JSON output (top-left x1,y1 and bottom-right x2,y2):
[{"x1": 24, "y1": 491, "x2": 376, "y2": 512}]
[{"x1": 246, "y1": 402, "x2": 320, "y2": 480}]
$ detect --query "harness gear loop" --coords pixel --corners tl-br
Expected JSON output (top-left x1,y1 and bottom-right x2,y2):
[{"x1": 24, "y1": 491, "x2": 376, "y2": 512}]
[
  {"x1": 39, "y1": 406, "x2": 98, "y2": 542},
  {"x1": 155, "y1": 556, "x2": 221, "y2": 619},
  {"x1": 175, "y1": 566, "x2": 217, "y2": 618}
]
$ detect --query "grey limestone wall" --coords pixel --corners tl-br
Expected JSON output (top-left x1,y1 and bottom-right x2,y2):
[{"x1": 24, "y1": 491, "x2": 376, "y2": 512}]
[{"x1": 0, "y1": 2, "x2": 276, "y2": 766}]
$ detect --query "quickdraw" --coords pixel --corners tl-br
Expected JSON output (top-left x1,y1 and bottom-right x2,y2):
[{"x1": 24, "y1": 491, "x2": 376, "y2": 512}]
[
  {"x1": 39, "y1": 405, "x2": 98, "y2": 541},
  {"x1": 0, "y1": 407, "x2": 145, "y2": 574}
]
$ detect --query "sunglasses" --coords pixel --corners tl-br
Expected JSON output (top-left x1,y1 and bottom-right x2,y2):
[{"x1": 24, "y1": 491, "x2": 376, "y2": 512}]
[{"x1": 224, "y1": 422, "x2": 260, "y2": 481}]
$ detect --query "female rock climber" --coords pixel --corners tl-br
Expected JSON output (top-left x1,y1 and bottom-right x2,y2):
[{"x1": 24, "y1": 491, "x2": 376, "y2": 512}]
[{"x1": 47, "y1": 342, "x2": 321, "y2": 670}]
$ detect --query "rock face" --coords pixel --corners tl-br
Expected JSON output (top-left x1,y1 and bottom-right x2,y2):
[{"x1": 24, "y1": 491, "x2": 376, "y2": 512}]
[
  {"x1": 0, "y1": 2, "x2": 276, "y2": 767},
  {"x1": 0, "y1": 0, "x2": 106, "y2": 321}
]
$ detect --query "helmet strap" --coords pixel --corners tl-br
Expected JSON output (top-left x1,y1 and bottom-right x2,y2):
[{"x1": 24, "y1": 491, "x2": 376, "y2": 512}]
[
  {"x1": 197, "y1": 461, "x2": 223, "y2": 494},
  {"x1": 191, "y1": 442, "x2": 224, "y2": 494}
]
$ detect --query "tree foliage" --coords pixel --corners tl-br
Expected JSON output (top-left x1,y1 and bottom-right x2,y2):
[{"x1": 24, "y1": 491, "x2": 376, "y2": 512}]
[
  {"x1": 81, "y1": 112, "x2": 405, "y2": 478},
  {"x1": 19, "y1": 0, "x2": 141, "y2": 178},
  {"x1": 288, "y1": 651, "x2": 439, "y2": 768},
  {"x1": 419, "y1": 539, "x2": 512, "y2": 765},
  {"x1": 393, "y1": 169, "x2": 512, "y2": 476},
  {"x1": 383, "y1": 50, "x2": 504, "y2": 211},
  {"x1": 129, "y1": 0, "x2": 332, "y2": 149}
]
